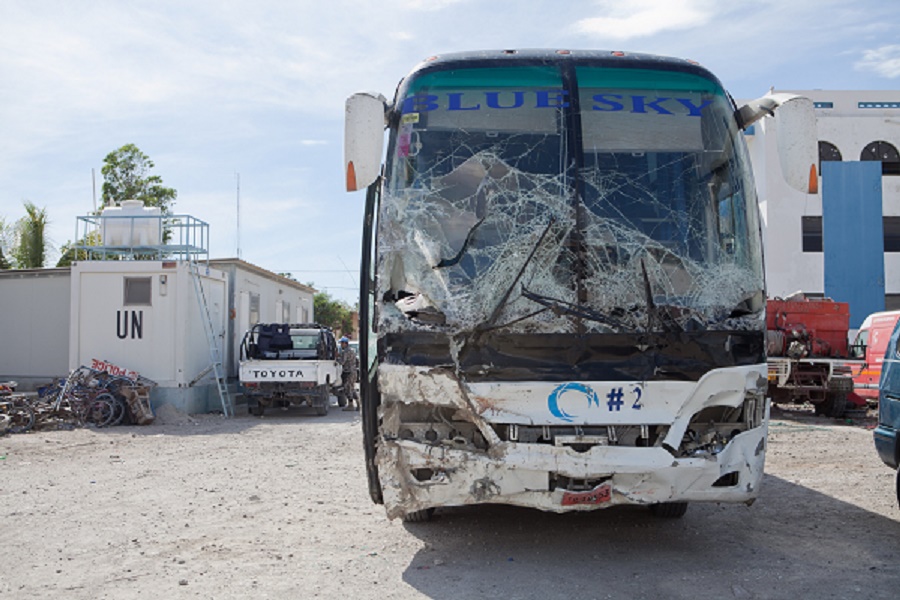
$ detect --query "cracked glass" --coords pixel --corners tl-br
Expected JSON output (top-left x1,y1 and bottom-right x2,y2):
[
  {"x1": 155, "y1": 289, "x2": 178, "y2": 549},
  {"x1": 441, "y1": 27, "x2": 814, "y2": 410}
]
[{"x1": 378, "y1": 65, "x2": 763, "y2": 335}]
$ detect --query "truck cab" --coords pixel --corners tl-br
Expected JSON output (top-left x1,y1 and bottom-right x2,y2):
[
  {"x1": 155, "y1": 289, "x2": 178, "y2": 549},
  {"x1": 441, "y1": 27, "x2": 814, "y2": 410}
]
[{"x1": 851, "y1": 310, "x2": 900, "y2": 404}]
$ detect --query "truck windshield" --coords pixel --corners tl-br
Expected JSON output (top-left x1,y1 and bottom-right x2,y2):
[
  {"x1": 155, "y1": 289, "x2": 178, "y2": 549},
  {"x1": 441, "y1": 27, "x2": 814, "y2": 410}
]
[{"x1": 379, "y1": 65, "x2": 763, "y2": 334}]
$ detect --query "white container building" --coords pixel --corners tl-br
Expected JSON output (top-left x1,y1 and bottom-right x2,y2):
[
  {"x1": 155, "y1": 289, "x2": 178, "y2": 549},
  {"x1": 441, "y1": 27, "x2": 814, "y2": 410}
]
[
  {"x1": 68, "y1": 259, "x2": 230, "y2": 413},
  {"x1": 0, "y1": 268, "x2": 71, "y2": 390},
  {"x1": 208, "y1": 258, "x2": 316, "y2": 381},
  {"x1": 0, "y1": 205, "x2": 320, "y2": 414}
]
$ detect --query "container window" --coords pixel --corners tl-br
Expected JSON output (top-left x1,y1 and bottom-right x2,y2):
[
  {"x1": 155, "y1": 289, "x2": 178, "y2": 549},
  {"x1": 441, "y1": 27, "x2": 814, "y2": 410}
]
[
  {"x1": 124, "y1": 277, "x2": 152, "y2": 306},
  {"x1": 249, "y1": 292, "x2": 260, "y2": 325}
]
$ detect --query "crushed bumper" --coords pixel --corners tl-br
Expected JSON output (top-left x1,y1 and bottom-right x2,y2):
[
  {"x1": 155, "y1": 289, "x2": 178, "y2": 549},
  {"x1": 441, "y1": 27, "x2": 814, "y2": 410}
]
[{"x1": 378, "y1": 418, "x2": 767, "y2": 519}]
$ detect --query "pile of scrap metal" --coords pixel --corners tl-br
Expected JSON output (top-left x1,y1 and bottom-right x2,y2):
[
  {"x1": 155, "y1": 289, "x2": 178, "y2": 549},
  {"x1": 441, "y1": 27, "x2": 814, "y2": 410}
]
[{"x1": 0, "y1": 367, "x2": 156, "y2": 435}]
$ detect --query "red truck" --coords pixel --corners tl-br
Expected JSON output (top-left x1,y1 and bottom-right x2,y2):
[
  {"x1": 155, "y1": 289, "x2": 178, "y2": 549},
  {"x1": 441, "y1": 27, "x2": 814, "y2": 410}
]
[{"x1": 766, "y1": 296, "x2": 866, "y2": 418}]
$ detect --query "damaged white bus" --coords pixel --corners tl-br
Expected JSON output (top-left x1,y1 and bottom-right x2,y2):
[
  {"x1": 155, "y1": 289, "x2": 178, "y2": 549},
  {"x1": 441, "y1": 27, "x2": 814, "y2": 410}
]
[{"x1": 344, "y1": 49, "x2": 817, "y2": 521}]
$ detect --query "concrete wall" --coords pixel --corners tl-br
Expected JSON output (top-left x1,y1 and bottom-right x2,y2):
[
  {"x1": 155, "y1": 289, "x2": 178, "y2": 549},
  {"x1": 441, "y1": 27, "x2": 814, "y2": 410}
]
[{"x1": 0, "y1": 268, "x2": 71, "y2": 390}]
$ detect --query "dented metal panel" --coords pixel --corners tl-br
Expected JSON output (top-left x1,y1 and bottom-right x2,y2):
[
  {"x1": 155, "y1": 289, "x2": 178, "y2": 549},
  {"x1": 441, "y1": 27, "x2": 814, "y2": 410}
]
[{"x1": 375, "y1": 362, "x2": 767, "y2": 518}]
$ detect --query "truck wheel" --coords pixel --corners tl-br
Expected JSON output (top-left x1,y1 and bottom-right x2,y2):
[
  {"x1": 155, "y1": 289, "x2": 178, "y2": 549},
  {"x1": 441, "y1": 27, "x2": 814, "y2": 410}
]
[
  {"x1": 250, "y1": 403, "x2": 265, "y2": 417},
  {"x1": 819, "y1": 391, "x2": 848, "y2": 418},
  {"x1": 336, "y1": 391, "x2": 347, "y2": 408},
  {"x1": 314, "y1": 386, "x2": 329, "y2": 416},
  {"x1": 649, "y1": 502, "x2": 688, "y2": 518},
  {"x1": 402, "y1": 508, "x2": 435, "y2": 523}
]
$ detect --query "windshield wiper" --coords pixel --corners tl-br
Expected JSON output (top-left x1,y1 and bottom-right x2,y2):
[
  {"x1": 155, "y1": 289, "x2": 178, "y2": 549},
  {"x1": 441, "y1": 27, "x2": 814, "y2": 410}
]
[
  {"x1": 520, "y1": 286, "x2": 631, "y2": 330},
  {"x1": 640, "y1": 259, "x2": 692, "y2": 333},
  {"x1": 640, "y1": 258, "x2": 658, "y2": 331},
  {"x1": 481, "y1": 218, "x2": 557, "y2": 328},
  {"x1": 433, "y1": 217, "x2": 485, "y2": 269}
]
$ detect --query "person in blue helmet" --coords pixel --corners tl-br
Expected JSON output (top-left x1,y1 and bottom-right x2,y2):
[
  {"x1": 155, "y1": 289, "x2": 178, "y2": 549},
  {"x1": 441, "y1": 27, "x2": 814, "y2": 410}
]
[{"x1": 337, "y1": 336, "x2": 359, "y2": 411}]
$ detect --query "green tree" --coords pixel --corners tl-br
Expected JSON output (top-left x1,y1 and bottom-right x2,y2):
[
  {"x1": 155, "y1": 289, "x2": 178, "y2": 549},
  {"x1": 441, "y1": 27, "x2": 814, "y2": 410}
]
[
  {"x1": 56, "y1": 230, "x2": 102, "y2": 267},
  {"x1": 12, "y1": 202, "x2": 50, "y2": 269},
  {"x1": 101, "y1": 143, "x2": 177, "y2": 212},
  {"x1": 313, "y1": 291, "x2": 355, "y2": 336},
  {"x1": 0, "y1": 217, "x2": 12, "y2": 269}
]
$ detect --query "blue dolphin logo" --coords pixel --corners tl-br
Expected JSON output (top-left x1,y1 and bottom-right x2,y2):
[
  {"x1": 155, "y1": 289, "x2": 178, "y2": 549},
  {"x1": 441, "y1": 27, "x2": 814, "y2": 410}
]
[{"x1": 548, "y1": 383, "x2": 600, "y2": 422}]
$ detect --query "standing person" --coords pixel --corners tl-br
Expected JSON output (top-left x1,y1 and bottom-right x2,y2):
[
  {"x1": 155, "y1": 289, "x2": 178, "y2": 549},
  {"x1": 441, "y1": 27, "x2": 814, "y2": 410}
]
[{"x1": 338, "y1": 337, "x2": 359, "y2": 411}]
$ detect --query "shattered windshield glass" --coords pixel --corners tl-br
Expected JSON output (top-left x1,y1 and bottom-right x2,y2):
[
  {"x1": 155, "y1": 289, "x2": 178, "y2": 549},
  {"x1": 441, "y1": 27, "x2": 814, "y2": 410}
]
[{"x1": 378, "y1": 65, "x2": 763, "y2": 335}]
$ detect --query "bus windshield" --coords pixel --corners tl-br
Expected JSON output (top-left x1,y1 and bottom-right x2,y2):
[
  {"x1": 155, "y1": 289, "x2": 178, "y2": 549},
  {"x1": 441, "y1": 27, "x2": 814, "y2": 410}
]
[{"x1": 379, "y1": 65, "x2": 763, "y2": 334}]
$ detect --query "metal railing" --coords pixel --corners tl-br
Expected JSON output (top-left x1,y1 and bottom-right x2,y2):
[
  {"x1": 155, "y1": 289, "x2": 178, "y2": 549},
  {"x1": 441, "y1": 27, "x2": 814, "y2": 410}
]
[{"x1": 73, "y1": 213, "x2": 210, "y2": 261}]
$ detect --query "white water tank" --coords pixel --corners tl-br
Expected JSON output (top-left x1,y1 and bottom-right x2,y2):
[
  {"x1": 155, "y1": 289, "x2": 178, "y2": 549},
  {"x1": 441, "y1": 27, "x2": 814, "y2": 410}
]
[{"x1": 101, "y1": 200, "x2": 162, "y2": 246}]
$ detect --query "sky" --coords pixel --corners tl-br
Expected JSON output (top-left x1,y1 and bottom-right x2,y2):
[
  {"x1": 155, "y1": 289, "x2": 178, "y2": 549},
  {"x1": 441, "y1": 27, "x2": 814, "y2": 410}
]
[{"x1": 2, "y1": 0, "x2": 899, "y2": 305}]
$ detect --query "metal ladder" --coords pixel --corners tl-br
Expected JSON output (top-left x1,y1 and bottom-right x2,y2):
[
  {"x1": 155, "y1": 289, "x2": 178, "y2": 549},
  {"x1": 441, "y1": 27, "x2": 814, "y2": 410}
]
[{"x1": 188, "y1": 261, "x2": 234, "y2": 417}]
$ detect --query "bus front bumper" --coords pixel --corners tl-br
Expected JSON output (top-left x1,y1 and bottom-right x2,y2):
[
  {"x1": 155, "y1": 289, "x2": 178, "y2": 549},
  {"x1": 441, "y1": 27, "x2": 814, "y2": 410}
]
[{"x1": 377, "y1": 422, "x2": 767, "y2": 519}]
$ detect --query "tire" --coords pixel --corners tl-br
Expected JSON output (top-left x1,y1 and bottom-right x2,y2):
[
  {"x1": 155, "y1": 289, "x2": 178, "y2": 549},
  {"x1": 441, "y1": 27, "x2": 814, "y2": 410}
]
[
  {"x1": 819, "y1": 391, "x2": 848, "y2": 418},
  {"x1": 361, "y1": 375, "x2": 383, "y2": 504},
  {"x1": 402, "y1": 508, "x2": 435, "y2": 523},
  {"x1": 336, "y1": 390, "x2": 347, "y2": 408},
  {"x1": 650, "y1": 502, "x2": 689, "y2": 518},
  {"x1": 86, "y1": 394, "x2": 117, "y2": 428},
  {"x1": 250, "y1": 402, "x2": 265, "y2": 417},
  {"x1": 314, "y1": 386, "x2": 329, "y2": 416},
  {"x1": 107, "y1": 396, "x2": 126, "y2": 427},
  {"x1": 10, "y1": 403, "x2": 36, "y2": 433}
]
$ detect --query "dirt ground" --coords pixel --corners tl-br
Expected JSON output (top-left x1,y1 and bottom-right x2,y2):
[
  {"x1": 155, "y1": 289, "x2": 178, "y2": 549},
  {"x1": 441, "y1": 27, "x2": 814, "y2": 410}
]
[{"x1": 2, "y1": 400, "x2": 899, "y2": 600}]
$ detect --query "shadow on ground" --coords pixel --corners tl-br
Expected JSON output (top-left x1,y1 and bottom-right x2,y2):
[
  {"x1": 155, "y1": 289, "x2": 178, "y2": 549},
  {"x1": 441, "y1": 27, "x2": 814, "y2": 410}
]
[{"x1": 399, "y1": 475, "x2": 900, "y2": 600}]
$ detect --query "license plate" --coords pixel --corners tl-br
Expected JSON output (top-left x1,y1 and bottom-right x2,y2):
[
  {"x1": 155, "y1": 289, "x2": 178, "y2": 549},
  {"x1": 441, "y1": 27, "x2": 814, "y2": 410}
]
[{"x1": 561, "y1": 483, "x2": 612, "y2": 506}]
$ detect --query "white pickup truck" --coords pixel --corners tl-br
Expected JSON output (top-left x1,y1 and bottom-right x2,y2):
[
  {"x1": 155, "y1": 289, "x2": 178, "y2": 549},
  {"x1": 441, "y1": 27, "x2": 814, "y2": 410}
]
[{"x1": 239, "y1": 323, "x2": 342, "y2": 416}]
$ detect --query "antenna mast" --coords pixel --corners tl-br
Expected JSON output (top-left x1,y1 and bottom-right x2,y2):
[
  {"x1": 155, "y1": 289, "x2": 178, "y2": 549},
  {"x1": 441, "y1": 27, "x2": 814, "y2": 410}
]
[{"x1": 236, "y1": 172, "x2": 241, "y2": 259}]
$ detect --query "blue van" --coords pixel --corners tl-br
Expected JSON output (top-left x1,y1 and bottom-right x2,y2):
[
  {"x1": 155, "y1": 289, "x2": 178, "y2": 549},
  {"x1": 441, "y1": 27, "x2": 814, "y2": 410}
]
[{"x1": 874, "y1": 317, "x2": 900, "y2": 507}]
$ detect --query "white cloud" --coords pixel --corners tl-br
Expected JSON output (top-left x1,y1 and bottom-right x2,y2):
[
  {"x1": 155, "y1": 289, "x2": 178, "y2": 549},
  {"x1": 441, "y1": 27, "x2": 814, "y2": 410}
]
[
  {"x1": 856, "y1": 45, "x2": 900, "y2": 79},
  {"x1": 573, "y1": 0, "x2": 716, "y2": 40}
]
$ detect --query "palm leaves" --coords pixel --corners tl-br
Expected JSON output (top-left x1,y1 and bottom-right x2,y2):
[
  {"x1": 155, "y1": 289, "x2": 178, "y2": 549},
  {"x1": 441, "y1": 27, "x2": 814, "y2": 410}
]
[{"x1": 0, "y1": 202, "x2": 50, "y2": 269}]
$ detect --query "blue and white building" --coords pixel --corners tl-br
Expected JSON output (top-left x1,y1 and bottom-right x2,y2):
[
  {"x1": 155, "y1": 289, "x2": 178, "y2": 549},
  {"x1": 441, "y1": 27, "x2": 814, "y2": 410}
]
[{"x1": 746, "y1": 90, "x2": 900, "y2": 329}]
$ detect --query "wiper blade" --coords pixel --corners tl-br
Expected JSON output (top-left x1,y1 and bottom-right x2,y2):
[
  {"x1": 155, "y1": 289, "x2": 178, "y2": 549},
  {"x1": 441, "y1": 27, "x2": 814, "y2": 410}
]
[
  {"x1": 481, "y1": 218, "x2": 557, "y2": 328},
  {"x1": 433, "y1": 217, "x2": 484, "y2": 269},
  {"x1": 520, "y1": 286, "x2": 631, "y2": 330},
  {"x1": 640, "y1": 259, "x2": 686, "y2": 333}
]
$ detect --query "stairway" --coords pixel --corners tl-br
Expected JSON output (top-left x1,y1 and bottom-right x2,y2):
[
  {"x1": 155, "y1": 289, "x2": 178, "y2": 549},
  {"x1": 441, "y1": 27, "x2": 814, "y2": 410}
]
[{"x1": 188, "y1": 261, "x2": 234, "y2": 417}]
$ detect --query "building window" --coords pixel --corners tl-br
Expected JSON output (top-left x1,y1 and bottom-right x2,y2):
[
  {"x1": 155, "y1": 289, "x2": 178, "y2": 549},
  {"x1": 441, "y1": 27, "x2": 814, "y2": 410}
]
[
  {"x1": 861, "y1": 141, "x2": 900, "y2": 162},
  {"x1": 282, "y1": 301, "x2": 291, "y2": 322},
  {"x1": 859, "y1": 102, "x2": 900, "y2": 109},
  {"x1": 801, "y1": 216, "x2": 823, "y2": 252},
  {"x1": 805, "y1": 217, "x2": 900, "y2": 253},
  {"x1": 860, "y1": 141, "x2": 900, "y2": 176},
  {"x1": 124, "y1": 277, "x2": 152, "y2": 306},
  {"x1": 249, "y1": 292, "x2": 260, "y2": 325},
  {"x1": 818, "y1": 141, "x2": 842, "y2": 173},
  {"x1": 885, "y1": 217, "x2": 900, "y2": 252},
  {"x1": 814, "y1": 101, "x2": 834, "y2": 109}
]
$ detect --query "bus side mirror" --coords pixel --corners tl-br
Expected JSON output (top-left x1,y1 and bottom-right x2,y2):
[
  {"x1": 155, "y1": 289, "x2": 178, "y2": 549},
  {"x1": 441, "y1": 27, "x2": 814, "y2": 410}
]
[
  {"x1": 344, "y1": 92, "x2": 388, "y2": 191},
  {"x1": 738, "y1": 93, "x2": 818, "y2": 194}
]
